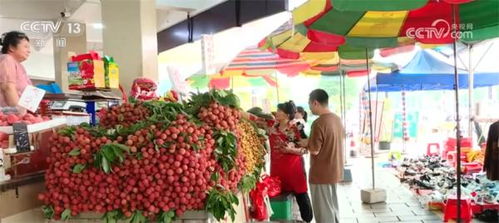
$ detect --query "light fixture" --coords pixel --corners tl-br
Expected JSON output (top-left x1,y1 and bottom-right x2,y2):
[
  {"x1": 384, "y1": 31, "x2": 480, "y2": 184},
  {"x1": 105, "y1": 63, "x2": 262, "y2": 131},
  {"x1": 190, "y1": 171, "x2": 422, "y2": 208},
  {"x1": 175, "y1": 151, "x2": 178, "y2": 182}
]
[{"x1": 92, "y1": 23, "x2": 104, "y2": 29}]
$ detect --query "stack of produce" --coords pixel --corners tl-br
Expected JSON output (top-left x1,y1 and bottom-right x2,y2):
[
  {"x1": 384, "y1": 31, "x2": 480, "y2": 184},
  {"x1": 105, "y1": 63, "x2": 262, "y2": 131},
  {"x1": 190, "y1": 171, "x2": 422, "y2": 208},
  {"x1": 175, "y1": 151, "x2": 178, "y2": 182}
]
[
  {"x1": 0, "y1": 113, "x2": 51, "y2": 148},
  {"x1": 39, "y1": 90, "x2": 267, "y2": 222}
]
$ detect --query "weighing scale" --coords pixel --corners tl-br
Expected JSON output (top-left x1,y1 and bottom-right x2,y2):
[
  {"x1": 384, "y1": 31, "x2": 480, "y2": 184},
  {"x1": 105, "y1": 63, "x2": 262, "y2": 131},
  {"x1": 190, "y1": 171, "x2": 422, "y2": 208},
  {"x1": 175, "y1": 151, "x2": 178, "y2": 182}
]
[{"x1": 49, "y1": 100, "x2": 87, "y2": 112}]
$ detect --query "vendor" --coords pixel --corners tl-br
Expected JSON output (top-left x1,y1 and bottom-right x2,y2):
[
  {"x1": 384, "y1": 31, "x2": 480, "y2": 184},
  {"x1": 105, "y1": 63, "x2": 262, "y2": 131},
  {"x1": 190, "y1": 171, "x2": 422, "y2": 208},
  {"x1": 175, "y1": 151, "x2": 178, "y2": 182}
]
[{"x1": 0, "y1": 31, "x2": 32, "y2": 107}]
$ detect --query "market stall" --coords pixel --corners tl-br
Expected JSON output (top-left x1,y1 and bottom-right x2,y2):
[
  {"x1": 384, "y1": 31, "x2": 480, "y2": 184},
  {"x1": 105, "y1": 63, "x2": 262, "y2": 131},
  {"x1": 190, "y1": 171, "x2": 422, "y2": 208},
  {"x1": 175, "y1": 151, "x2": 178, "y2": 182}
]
[
  {"x1": 35, "y1": 89, "x2": 269, "y2": 222},
  {"x1": 0, "y1": 114, "x2": 67, "y2": 221}
]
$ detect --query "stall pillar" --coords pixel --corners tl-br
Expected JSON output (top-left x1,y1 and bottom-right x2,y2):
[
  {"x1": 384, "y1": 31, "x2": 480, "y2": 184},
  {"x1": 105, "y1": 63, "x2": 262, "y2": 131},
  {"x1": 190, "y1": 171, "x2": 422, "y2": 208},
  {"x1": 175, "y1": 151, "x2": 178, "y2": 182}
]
[{"x1": 101, "y1": 0, "x2": 158, "y2": 92}]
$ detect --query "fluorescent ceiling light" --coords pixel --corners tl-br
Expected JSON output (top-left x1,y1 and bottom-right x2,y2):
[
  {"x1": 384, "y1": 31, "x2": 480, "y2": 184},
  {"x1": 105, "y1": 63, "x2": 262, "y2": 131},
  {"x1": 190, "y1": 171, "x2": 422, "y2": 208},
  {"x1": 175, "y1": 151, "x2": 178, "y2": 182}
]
[{"x1": 92, "y1": 23, "x2": 104, "y2": 29}]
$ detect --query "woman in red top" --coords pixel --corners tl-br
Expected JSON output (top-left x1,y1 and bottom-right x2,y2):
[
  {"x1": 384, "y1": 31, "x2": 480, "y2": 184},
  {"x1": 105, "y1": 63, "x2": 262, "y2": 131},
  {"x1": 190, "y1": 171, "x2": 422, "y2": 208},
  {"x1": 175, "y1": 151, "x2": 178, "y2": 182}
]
[{"x1": 248, "y1": 101, "x2": 313, "y2": 223}]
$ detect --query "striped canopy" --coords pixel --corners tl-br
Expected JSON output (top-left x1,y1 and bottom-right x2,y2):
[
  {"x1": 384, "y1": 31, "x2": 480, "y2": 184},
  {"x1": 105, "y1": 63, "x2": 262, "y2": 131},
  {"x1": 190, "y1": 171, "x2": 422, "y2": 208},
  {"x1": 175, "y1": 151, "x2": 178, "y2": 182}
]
[
  {"x1": 223, "y1": 48, "x2": 310, "y2": 76},
  {"x1": 188, "y1": 47, "x2": 310, "y2": 89}
]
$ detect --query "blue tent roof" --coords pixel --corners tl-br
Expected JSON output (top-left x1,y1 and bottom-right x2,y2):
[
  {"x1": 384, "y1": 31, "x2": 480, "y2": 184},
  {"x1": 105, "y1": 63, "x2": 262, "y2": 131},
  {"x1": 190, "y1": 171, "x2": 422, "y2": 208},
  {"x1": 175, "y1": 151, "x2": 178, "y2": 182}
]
[{"x1": 368, "y1": 50, "x2": 499, "y2": 92}]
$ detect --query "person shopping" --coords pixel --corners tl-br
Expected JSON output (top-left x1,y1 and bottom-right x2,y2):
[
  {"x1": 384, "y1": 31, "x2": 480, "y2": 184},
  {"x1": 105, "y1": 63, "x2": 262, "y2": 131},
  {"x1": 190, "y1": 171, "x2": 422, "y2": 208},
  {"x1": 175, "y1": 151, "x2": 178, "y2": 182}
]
[
  {"x1": 0, "y1": 31, "x2": 32, "y2": 108},
  {"x1": 292, "y1": 106, "x2": 308, "y2": 137},
  {"x1": 244, "y1": 101, "x2": 313, "y2": 223},
  {"x1": 301, "y1": 89, "x2": 345, "y2": 223}
]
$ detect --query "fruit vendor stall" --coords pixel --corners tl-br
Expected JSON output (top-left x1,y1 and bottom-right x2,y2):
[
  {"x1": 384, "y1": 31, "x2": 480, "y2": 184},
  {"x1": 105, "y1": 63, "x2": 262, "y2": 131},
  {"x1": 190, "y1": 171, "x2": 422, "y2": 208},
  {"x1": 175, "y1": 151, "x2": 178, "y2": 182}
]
[
  {"x1": 32, "y1": 90, "x2": 269, "y2": 222},
  {"x1": 0, "y1": 112, "x2": 67, "y2": 221}
]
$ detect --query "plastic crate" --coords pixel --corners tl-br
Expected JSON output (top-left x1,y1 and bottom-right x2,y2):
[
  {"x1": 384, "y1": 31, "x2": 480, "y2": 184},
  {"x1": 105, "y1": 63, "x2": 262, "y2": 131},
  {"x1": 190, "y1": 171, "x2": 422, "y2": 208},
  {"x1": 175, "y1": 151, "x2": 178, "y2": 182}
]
[{"x1": 270, "y1": 193, "x2": 293, "y2": 221}]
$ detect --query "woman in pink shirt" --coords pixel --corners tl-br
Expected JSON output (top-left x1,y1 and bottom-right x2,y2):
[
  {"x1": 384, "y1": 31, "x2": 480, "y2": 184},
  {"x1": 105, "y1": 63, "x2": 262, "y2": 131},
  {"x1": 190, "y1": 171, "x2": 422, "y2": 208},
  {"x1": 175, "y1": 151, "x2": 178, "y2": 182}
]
[{"x1": 0, "y1": 31, "x2": 33, "y2": 107}]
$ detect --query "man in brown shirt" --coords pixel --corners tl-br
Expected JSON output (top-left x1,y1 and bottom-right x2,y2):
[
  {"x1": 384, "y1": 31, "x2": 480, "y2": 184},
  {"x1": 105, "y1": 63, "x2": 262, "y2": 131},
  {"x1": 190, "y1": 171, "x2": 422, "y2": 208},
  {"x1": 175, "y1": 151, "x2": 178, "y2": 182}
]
[{"x1": 302, "y1": 89, "x2": 344, "y2": 223}]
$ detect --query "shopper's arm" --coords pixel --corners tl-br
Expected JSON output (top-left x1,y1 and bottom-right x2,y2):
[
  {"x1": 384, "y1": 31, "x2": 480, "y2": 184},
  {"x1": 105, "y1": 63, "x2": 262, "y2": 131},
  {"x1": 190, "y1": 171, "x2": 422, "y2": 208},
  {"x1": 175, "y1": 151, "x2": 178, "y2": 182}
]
[
  {"x1": 280, "y1": 142, "x2": 308, "y2": 155},
  {"x1": 304, "y1": 123, "x2": 322, "y2": 155},
  {"x1": 241, "y1": 111, "x2": 272, "y2": 131}
]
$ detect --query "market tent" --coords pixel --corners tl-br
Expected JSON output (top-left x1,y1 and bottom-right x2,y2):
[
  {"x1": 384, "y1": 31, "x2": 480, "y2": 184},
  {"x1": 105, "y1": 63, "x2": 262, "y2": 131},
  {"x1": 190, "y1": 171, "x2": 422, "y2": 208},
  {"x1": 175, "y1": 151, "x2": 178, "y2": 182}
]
[{"x1": 371, "y1": 50, "x2": 499, "y2": 91}]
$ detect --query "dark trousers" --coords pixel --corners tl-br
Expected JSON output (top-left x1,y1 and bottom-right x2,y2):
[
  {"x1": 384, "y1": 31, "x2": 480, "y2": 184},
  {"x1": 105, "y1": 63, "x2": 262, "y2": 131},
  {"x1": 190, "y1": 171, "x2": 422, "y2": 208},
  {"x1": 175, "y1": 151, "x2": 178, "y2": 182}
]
[{"x1": 295, "y1": 192, "x2": 313, "y2": 222}]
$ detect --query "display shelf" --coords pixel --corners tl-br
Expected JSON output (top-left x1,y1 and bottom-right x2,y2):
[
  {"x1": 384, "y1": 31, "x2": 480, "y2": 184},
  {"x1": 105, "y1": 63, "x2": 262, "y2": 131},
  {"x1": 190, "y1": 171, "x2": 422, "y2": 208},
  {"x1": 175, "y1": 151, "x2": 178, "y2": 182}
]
[
  {"x1": 0, "y1": 118, "x2": 66, "y2": 135},
  {"x1": 0, "y1": 171, "x2": 44, "y2": 192},
  {"x1": 2, "y1": 146, "x2": 35, "y2": 155}
]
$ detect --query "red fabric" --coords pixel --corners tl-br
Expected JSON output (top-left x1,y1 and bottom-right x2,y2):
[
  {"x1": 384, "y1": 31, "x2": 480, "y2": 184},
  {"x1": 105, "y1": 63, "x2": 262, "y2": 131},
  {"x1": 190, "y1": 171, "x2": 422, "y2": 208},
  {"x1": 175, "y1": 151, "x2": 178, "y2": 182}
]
[
  {"x1": 400, "y1": 1, "x2": 458, "y2": 44},
  {"x1": 303, "y1": 41, "x2": 339, "y2": 52},
  {"x1": 262, "y1": 75, "x2": 278, "y2": 87},
  {"x1": 277, "y1": 64, "x2": 310, "y2": 77},
  {"x1": 209, "y1": 77, "x2": 230, "y2": 89},
  {"x1": 257, "y1": 38, "x2": 268, "y2": 48},
  {"x1": 379, "y1": 45, "x2": 415, "y2": 57},
  {"x1": 277, "y1": 48, "x2": 300, "y2": 59},
  {"x1": 307, "y1": 29, "x2": 345, "y2": 46},
  {"x1": 267, "y1": 120, "x2": 308, "y2": 194},
  {"x1": 347, "y1": 70, "x2": 369, "y2": 77},
  {"x1": 310, "y1": 65, "x2": 339, "y2": 72},
  {"x1": 303, "y1": 0, "x2": 332, "y2": 27}
]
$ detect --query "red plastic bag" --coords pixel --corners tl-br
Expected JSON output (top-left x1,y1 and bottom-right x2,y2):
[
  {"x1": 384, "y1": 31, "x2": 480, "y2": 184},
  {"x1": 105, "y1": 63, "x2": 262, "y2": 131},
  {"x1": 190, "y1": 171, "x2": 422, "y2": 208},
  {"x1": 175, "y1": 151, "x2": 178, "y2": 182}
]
[
  {"x1": 250, "y1": 183, "x2": 268, "y2": 221},
  {"x1": 71, "y1": 51, "x2": 100, "y2": 62},
  {"x1": 262, "y1": 175, "x2": 281, "y2": 198},
  {"x1": 130, "y1": 78, "x2": 157, "y2": 100},
  {"x1": 249, "y1": 175, "x2": 281, "y2": 221}
]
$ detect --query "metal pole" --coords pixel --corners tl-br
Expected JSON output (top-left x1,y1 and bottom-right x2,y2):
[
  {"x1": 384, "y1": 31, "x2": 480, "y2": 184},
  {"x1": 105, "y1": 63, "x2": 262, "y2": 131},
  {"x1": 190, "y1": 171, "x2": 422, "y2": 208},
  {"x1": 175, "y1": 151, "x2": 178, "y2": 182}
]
[
  {"x1": 341, "y1": 72, "x2": 348, "y2": 163},
  {"x1": 451, "y1": 5, "x2": 462, "y2": 222},
  {"x1": 365, "y1": 49, "x2": 376, "y2": 189},
  {"x1": 468, "y1": 45, "x2": 474, "y2": 146},
  {"x1": 343, "y1": 73, "x2": 347, "y2": 161},
  {"x1": 275, "y1": 71, "x2": 280, "y2": 103},
  {"x1": 339, "y1": 70, "x2": 347, "y2": 163}
]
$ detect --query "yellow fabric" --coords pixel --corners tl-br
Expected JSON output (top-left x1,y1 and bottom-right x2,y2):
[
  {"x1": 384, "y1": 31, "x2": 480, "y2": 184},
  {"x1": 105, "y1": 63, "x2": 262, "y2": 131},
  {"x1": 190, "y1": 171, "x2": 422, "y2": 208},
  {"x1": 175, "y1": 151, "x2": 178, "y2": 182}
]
[
  {"x1": 466, "y1": 150, "x2": 481, "y2": 162},
  {"x1": 279, "y1": 33, "x2": 311, "y2": 52},
  {"x1": 232, "y1": 76, "x2": 252, "y2": 88},
  {"x1": 301, "y1": 52, "x2": 339, "y2": 66},
  {"x1": 220, "y1": 70, "x2": 242, "y2": 78},
  {"x1": 244, "y1": 69, "x2": 274, "y2": 76},
  {"x1": 419, "y1": 43, "x2": 445, "y2": 49},
  {"x1": 371, "y1": 64, "x2": 393, "y2": 73},
  {"x1": 292, "y1": 0, "x2": 328, "y2": 24},
  {"x1": 270, "y1": 30, "x2": 293, "y2": 47},
  {"x1": 301, "y1": 70, "x2": 323, "y2": 76},
  {"x1": 398, "y1": 37, "x2": 417, "y2": 45},
  {"x1": 348, "y1": 11, "x2": 408, "y2": 37}
]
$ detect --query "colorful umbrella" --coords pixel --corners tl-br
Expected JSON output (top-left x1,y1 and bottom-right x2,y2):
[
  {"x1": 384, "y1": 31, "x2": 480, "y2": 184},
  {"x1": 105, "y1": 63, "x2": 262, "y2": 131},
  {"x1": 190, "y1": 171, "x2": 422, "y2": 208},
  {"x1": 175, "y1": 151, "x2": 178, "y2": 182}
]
[
  {"x1": 294, "y1": 0, "x2": 499, "y2": 46},
  {"x1": 187, "y1": 48, "x2": 296, "y2": 89},
  {"x1": 223, "y1": 47, "x2": 310, "y2": 77}
]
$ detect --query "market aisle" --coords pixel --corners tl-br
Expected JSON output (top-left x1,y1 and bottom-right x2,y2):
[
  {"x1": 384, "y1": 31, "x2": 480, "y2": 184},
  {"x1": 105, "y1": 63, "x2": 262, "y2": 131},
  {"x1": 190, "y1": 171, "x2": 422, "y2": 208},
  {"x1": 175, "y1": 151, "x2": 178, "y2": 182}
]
[
  {"x1": 295, "y1": 156, "x2": 492, "y2": 223},
  {"x1": 333, "y1": 157, "x2": 443, "y2": 223}
]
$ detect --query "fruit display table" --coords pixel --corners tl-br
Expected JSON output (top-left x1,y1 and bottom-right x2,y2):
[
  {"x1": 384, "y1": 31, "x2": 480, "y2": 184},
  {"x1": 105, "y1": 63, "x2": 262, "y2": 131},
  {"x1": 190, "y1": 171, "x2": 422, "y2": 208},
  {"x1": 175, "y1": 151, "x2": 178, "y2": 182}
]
[
  {"x1": 36, "y1": 90, "x2": 267, "y2": 222},
  {"x1": 0, "y1": 118, "x2": 67, "y2": 221}
]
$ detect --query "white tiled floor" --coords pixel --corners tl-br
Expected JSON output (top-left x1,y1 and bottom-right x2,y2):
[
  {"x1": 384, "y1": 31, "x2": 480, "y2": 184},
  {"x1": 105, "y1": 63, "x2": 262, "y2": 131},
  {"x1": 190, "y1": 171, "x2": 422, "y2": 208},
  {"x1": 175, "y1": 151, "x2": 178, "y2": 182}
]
[{"x1": 288, "y1": 155, "x2": 491, "y2": 223}]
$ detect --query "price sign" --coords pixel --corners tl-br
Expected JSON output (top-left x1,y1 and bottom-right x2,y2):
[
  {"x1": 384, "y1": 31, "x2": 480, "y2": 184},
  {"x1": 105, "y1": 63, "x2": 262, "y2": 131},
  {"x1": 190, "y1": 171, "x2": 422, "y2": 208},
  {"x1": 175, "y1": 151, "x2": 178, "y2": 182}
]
[
  {"x1": 13, "y1": 123, "x2": 30, "y2": 153},
  {"x1": 18, "y1": 85, "x2": 46, "y2": 113}
]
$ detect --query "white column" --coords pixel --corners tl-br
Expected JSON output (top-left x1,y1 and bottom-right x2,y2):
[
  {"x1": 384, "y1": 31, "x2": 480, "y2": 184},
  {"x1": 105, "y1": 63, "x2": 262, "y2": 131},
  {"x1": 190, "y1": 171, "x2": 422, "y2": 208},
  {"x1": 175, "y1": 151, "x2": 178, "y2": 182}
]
[{"x1": 101, "y1": 0, "x2": 158, "y2": 92}]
